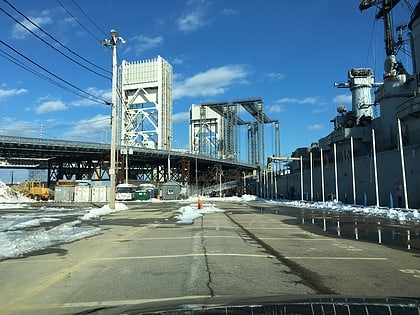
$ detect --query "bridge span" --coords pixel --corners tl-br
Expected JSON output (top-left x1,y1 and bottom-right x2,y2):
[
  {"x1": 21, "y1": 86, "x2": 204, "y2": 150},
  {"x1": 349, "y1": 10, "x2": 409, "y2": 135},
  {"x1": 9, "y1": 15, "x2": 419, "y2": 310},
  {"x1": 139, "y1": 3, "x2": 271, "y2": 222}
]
[{"x1": 0, "y1": 135, "x2": 258, "y2": 194}]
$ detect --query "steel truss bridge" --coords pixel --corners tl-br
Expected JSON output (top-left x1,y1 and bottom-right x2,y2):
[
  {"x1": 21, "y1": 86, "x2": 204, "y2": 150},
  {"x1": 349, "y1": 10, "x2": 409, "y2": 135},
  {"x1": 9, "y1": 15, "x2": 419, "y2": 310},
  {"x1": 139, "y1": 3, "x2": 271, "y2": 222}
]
[{"x1": 0, "y1": 135, "x2": 257, "y2": 194}]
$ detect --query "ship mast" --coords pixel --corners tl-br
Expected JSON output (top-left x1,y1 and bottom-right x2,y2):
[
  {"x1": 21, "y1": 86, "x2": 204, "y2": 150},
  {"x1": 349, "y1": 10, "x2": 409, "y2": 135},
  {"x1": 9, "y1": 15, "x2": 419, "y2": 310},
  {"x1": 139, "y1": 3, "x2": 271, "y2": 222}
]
[
  {"x1": 382, "y1": 0, "x2": 396, "y2": 56},
  {"x1": 359, "y1": 0, "x2": 400, "y2": 56}
]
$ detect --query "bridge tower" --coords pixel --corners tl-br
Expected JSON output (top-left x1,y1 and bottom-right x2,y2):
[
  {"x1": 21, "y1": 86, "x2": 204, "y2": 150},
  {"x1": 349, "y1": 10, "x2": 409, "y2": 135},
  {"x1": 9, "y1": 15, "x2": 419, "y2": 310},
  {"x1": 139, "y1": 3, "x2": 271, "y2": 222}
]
[
  {"x1": 119, "y1": 56, "x2": 172, "y2": 150},
  {"x1": 190, "y1": 98, "x2": 278, "y2": 166},
  {"x1": 189, "y1": 104, "x2": 224, "y2": 158}
]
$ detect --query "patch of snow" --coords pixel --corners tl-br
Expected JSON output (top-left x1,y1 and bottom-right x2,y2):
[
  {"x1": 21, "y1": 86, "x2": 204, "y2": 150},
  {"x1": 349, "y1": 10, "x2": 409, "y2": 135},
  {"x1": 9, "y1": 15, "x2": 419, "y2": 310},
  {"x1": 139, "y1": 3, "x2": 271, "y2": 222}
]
[
  {"x1": 176, "y1": 203, "x2": 224, "y2": 224},
  {"x1": 240, "y1": 194, "x2": 258, "y2": 202},
  {"x1": 0, "y1": 177, "x2": 131, "y2": 260},
  {"x1": 0, "y1": 181, "x2": 32, "y2": 204},
  {"x1": 0, "y1": 220, "x2": 101, "y2": 260},
  {"x1": 228, "y1": 195, "x2": 420, "y2": 223},
  {"x1": 2, "y1": 217, "x2": 60, "y2": 231},
  {"x1": 81, "y1": 203, "x2": 128, "y2": 220}
]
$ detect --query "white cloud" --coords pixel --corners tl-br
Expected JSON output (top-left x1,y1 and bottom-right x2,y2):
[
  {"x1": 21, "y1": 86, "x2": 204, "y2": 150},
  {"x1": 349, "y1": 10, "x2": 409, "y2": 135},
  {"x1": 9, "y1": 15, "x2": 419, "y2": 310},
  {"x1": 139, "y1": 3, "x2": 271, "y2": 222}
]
[
  {"x1": 312, "y1": 106, "x2": 329, "y2": 114},
  {"x1": 71, "y1": 87, "x2": 111, "y2": 106},
  {"x1": 36, "y1": 100, "x2": 67, "y2": 114},
  {"x1": 171, "y1": 56, "x2": 185, "y2": 65},
  {"x1": 267, "y1": 104, "x2": 284, "y2": 113},
  {"x1": 177, "y1": 0, "x2": 210, "y2": 32},
  {"x1": 173, "y1": 111, "x2": 190, "y2": 123},
  {"x1": 64, "y1": 114, "x2": 110, "y2": 139},
  {"x1": 308, "y1": 123, "x2": 324, "y2": 131},
  {"x1": 131, "y1": 35, "x2": 164, "y2": 54},
  {"x1": 11, "y1": 15, "x2": 52, "y2": 39},
  {"x1": 177, "y1": 12, "x2": 205, "y2": 31},
  {"x1": 0, "y1": 88, "x2": 27, "y2": 100},
  {"x1": 221, "y1": 8, "x2": 238, "y2": 16},
  {"x1": 277, "y1": 97, "x2": 317, "y2": 104},
  {"x1": 333, "y1": 94, "x2": 352, "y2": 104},
  {"x1": 173, "y1": 65, "x2": 248, "y2": 99},
  {"x1": 265, "y1": 72, "x2": 286, "y2": 81},
  {"x1": 0, "y1": 117, "x2": 34, "y2": 136}
]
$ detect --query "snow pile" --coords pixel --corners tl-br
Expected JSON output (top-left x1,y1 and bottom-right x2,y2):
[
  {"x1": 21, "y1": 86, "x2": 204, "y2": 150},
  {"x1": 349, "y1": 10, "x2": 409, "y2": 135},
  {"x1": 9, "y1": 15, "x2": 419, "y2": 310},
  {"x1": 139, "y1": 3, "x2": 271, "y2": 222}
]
[
  {"x1": 197, "y1": 193, "x2": 419, "y2": 223},
  {"x1": 264, "y1": 199, "x2": 420, "y2": 222},
  {"x1": 4, "y1": 217, "x2": 60, "y2": 231},
  {"x1": 0, "y1": 202, "x2": 129, "y2": 260},
  {"x1": 0, "y1": 220, "x2": 102, "y2": 259},
  {"x1": 176, "y1": 203, "x2": 224, "y2": 224},
  {"x1": 0, "y1": 181, "x2": 32, "y2": 203},
  {"x1": 81, "y1": 203, "x2": 128, "y2": 220}
]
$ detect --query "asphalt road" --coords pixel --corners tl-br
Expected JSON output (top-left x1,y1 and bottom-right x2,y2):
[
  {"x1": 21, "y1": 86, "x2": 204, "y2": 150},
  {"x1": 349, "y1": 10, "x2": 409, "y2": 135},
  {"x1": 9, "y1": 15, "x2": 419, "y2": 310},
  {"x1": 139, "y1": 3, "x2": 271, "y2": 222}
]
[{"x1": 0, "y1": 200, "x2": 419, "y2": 314}]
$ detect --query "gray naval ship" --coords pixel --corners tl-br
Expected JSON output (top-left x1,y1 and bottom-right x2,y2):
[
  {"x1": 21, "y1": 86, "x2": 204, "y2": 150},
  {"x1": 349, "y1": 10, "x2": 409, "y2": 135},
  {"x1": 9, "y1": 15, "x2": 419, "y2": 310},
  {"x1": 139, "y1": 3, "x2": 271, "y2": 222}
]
[{"x1": 276, "y1": 0, "x2": 420, "y2": 209}]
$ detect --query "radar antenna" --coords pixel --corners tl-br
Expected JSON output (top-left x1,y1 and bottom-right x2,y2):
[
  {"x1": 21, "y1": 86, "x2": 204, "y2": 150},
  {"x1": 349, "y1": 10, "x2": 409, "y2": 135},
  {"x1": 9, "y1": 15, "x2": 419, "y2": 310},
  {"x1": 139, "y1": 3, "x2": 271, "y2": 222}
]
[{"x1": 359, "y1": 0, "x2": 401, "y2": 56}]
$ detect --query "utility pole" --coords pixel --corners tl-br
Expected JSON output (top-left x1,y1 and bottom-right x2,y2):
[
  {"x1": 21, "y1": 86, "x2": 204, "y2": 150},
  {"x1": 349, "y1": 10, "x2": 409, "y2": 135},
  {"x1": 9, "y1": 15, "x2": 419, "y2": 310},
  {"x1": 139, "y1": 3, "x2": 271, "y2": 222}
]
[
  {"x1": 167, "y1": 136, "x2": 171, "y2": 181},
  {"x1": 101, "y1": 30, "x2": 125, "y2": 209}
]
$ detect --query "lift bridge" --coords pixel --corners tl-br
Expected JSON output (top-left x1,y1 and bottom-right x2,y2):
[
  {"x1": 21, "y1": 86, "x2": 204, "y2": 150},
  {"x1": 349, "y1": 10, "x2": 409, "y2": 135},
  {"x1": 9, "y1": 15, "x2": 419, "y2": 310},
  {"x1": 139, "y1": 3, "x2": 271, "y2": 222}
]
[
  {"x1": 0, "y1": 57, "x2": 279, "y2": 196},
  {"x1": 190, "y1": 98, "x2": 280, "y2": 166},
  {"x1": 0, "y1": 135, "x2": 258, "y2": 195}
]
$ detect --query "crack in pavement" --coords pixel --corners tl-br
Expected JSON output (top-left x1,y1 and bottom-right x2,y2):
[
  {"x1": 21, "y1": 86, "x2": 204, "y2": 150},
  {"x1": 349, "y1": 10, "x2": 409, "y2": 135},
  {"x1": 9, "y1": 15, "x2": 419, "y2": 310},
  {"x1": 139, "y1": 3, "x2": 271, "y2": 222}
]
[
  {"x1": 200, "y1": 216, "x2": 215, "y2": 297},
  {"x1": 225, "y1": 212, "x2": 336, "y2": 295}
]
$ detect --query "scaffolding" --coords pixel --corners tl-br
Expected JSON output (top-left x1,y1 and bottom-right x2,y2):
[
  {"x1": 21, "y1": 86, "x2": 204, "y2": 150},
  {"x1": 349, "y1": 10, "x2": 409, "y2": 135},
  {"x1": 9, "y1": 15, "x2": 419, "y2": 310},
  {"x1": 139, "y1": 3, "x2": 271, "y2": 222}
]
[{"x1": 118, "y1": 55, "x2": 172, "y2": 150}]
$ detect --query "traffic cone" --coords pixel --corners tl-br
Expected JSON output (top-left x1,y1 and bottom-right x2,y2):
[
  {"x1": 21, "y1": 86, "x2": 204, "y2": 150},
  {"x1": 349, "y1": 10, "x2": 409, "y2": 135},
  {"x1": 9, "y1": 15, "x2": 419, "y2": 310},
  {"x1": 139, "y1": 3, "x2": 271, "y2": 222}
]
[{"x1": 198, "y1": 193, "x2": 203, "y2": 210}]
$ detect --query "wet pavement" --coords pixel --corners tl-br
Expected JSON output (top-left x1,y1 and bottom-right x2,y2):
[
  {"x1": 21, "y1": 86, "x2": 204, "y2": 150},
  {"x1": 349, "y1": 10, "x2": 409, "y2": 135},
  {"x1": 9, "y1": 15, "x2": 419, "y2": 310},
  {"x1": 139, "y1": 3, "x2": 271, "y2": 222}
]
[
  {"x1": 249, "y1": 204, "x2": 420, "y2": 253},
  {"x1": 2, "y1": 200, "x2": 420, "y2": 314}
]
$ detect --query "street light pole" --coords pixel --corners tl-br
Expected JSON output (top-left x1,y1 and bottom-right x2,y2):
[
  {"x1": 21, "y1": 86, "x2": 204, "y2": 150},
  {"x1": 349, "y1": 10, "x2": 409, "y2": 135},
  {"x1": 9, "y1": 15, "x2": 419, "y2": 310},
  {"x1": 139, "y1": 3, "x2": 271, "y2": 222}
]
[{"x1": 101, "y1": 30, "x2": 125, "y2": 210}]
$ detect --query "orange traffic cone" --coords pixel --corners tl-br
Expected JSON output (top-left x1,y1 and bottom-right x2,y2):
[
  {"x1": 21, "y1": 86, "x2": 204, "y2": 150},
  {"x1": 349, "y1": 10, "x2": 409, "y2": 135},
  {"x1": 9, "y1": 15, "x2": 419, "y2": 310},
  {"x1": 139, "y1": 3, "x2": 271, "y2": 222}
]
[{"x1": 197, "y1": 194, "x2": 203, "y2": 209}]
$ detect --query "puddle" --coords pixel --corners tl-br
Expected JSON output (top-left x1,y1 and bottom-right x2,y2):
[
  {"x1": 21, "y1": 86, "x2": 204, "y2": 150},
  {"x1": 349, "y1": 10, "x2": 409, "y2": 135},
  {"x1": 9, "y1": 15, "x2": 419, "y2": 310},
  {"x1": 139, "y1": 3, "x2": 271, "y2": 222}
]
[{"x1": 251, "y1": 206, "x2": 420, "y2": 252}]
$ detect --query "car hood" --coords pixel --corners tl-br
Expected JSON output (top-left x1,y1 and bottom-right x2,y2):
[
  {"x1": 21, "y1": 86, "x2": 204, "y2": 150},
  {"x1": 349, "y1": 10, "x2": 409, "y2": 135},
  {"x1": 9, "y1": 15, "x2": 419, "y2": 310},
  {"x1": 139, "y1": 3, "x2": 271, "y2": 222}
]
[{"x1": 74, "y1": 294, "x2": 420, "y2": 315}]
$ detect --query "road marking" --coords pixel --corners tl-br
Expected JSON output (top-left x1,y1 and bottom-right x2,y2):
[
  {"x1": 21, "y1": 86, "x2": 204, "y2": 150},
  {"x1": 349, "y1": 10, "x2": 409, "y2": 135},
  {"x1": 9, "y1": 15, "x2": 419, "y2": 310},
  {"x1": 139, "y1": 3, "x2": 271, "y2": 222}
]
[
  {"x1": 135, "y1": 235, "x2": 241, "y2": 241},
  {"x1": 285, "y1": 256, "x2": 388, "y2": 260},
  {"x1": 94, "y1": 253, "x2": 275, "y2": 261},
  {"x1": 400, "y1": 269, "x2": 420, "y2": 279},
  {"x1": 203, "y1": 225, "x2": 237, "y2": 229},
  {"x1": 0, "y1": 225, "x2": 150, "y2": 313},
  {"x1": 248, "y1": 227, "x2": 306, "y2": 230},
  {"x1": 333, "y1": 243, "x2": 363, "y2": 251},
  {"x1": 260, "y1": 238, "x2": 332, "y2": 241}
]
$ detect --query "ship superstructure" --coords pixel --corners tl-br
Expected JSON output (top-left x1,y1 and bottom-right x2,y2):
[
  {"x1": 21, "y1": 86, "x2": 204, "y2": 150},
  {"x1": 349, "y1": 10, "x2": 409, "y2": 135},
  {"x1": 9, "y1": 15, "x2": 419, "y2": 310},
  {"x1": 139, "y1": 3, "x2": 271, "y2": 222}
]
[{"x1": 278, "y1": 0, "x2": 420, "y2": 208}]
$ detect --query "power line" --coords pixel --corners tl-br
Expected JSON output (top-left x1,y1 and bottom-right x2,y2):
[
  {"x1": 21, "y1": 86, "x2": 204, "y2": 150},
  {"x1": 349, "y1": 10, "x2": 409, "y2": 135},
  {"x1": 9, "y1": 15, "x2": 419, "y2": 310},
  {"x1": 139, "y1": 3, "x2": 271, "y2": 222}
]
[
  {"x1": 0, "y1": 0, "x2": 110, "y2": 79},
  {"x1": 0, "y1": 39, "x2": 110, "y2": 105},
  {"x1": 0, "y1": 48, "x2": 76, "y2": 94},
  {"x1": 2, "y1": 0, "x2": 111, "y2": 77},
  {"x1": 0, "y1": 47, "x2": 109, "y2": 104},
  {"x1": 69, "y1": 0, "x2": 108, "y2": 38},
  {"x1": 56, "y1": 0, "x2": 104, "y2": 42}
]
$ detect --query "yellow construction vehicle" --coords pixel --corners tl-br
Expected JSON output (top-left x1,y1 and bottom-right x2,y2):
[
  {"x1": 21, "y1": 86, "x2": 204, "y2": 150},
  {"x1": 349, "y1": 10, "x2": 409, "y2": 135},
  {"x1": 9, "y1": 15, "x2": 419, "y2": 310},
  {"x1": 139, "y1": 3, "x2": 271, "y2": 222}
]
[{"x1": 16, "y1": 180, "x2": 50, "y2": 201}]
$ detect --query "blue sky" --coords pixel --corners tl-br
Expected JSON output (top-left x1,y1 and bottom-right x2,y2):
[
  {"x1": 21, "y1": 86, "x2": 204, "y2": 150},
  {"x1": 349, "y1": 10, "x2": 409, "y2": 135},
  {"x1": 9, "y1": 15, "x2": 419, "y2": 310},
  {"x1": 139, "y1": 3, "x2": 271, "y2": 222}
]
[{"x1": 0, "y1": 0, "x2": 415, "y2": 174}]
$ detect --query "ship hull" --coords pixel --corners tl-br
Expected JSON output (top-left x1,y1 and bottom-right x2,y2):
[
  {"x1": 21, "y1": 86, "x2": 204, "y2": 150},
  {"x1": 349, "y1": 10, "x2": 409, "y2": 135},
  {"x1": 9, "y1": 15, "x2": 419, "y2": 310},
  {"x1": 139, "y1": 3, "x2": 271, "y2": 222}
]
[{"x1": 276, "y1": 143, "x2": 420, "y2": 209}]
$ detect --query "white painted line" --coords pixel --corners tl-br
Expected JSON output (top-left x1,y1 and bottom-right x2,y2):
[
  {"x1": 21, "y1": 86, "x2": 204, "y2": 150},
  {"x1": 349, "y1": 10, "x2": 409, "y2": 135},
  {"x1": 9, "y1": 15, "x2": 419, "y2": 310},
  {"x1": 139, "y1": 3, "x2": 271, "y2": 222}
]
[
  {"x1": 128, "y1": 235, "x2": 241, "y2": 241},
  {"x1": 203, "y1": 226, "x2": 238, "y2": 229},
  {"x1": 248, "y1": 227, "x2": 304, "y2": 230},
  {"x1": 260, "y1": 238, "x2": 332, "y2": 241},
  {"x1": 94, "y1": 253, "x2": 275, "y2": 261},
  {"x1": 285, "y1": 257, "x2": 388, "y2": 260}
]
